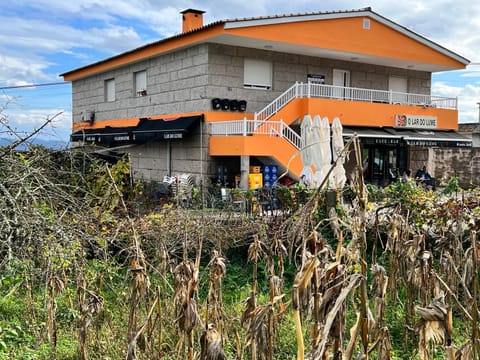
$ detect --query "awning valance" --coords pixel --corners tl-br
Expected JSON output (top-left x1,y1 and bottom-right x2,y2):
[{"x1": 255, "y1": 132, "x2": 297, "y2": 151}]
[
  {"x1": 343, "y1": 127, "x2": 472, "y2": 148},
  {"x1": 132, "y1": 116, "x2": 201, "y2": 142},
  {"x1": 343, "y1": 127, "x2": 401, "y2": 145},
  {"x1": 385, "y1": 128, "x2": 472, "y2": 148},
  {"x1": 70, "y1": 115, "x2": 203, "y2": 145},
  {"x1": 70, "y1": 126, "x2": 135, "y2": 143}
]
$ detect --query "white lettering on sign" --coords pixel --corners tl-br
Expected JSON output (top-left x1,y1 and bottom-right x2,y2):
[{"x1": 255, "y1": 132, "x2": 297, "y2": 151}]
[
  {"x1": 164, "y1": 133, "x2": 183, "y2": 139},
  {"x1": 395, "y1": 114, "x2": 437, "y2": 129},
  {"x1": 114, "y1": 135, "x2": 129, "y2": 141}
]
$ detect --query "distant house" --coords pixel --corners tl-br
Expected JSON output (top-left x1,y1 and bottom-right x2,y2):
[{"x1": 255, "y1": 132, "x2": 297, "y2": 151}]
[{"x1": 62, "y1": 7, "x2": 471, "y2": 188}]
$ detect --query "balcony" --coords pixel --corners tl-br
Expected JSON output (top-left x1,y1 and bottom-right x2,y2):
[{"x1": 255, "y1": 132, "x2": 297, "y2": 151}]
[
  {"x1": 256, "y1": 82, "x2": 457, "y2": 119},
  {"x1": 254, "y1": 82, "x2": 459, "y2": 130},
  {"x1": 209, "y1": 82, "x2": 460, "y2": 179}
]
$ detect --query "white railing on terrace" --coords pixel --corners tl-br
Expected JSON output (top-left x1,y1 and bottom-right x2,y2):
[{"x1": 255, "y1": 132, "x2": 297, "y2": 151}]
[
  {"x1": 254, "y1": 82, "x2": 458, "y2": 122},
  {"x1": 211, "y1": 119, "x2": 301, "y2": 149}
]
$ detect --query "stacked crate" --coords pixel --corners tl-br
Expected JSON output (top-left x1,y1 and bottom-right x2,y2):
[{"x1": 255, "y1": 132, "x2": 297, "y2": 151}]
[
  {"x1": 249, "y1": 166, "x2": 263, "y2": 189},
  {"x1": 261, "y1": 165, "x2": 278, "y2": 188}
]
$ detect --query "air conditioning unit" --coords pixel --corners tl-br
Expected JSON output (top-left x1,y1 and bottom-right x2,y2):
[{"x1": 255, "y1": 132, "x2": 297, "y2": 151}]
[{"x1": 81, "y1": 110, "x2": 95, "y2": 123}]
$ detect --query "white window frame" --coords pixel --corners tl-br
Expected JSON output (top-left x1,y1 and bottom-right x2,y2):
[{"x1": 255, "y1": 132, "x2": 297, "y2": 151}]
[
  {"x1": 243, "y1": 59, "x2": 272, "y2": 90},
  {"x1": 134, "y1": 70, "x2": 147, "y2": 97},
  {"x1": 105, "y1": 78, "x2": 115, "y2": 102}
]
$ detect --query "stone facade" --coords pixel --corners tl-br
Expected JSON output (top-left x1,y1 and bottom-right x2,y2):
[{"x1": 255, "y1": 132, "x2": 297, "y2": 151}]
[
  {"x1": 72, "y1": 43, "x2": 431, "y2": 125},
  {"x1": 127, "y1": 122, "x2": 210, "y2": 183},
  {"x1": 71, "y1": 42, "x2": 434, "y2": 183},
  {"x1": 433, "y1": 148, "x2": 480, "y2": 188},
  {"x1": 72, "y1": 44, "x2": 211, "y2": 124},
  {"x1": 206, "y1": 44, "x2": 430, "y2": 114}
]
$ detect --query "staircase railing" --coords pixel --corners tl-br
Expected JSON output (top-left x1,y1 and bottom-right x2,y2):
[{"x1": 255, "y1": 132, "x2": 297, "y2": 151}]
[
  {"x1": 210, "y1": 119, "x2": 301, "y2": 149},
  {"x1": 253, "y1": 81, "x2": 458, "y2": 123}
]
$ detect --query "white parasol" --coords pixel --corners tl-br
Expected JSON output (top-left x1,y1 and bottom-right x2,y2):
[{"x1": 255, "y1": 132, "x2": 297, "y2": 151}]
[
  {"x1": 320, "y1": 117, "x2": 332, "y2": 184},
  {"x1": 310, "y1": 115, "x2": 331, "y2": 187},
  {"x1": 310, "y1": 115, "x2": 323, "y2": 187},
  {"x1": 299, "y1": 115, "x2": 314, "y2": 186},
  {"x1": 330, "y1": 117, "x2": 347, "y2": 189}
]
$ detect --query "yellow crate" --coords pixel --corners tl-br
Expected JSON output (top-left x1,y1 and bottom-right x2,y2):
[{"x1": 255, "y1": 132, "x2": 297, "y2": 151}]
[{"x1": 248, "y1": 173, "x2": 263, "y2": 189}]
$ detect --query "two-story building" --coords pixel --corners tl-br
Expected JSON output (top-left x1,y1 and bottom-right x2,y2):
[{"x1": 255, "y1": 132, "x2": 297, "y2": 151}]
[{"x1": 62, "y1": 7, "x2": 471, "y2": 188}]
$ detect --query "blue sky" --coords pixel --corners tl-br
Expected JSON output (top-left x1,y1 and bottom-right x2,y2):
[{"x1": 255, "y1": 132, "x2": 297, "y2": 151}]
[{"x1": 1, "y1": 0, "x2": 479, "y2": 142}]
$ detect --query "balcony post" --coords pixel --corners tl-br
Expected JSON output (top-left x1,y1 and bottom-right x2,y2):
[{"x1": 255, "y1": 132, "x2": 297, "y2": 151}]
[{"x1": 243, "y1": 117, "x2": 247, "y2": 136}]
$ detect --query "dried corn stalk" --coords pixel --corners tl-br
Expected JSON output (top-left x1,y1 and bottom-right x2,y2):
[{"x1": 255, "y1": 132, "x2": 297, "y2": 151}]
[
  {"x1": 200, "y1": 324, "x2": 226, "y2": 360},
  {"x1": 173, "y1": 259, "x2": 200, "y2": 359},
  {"x1": 416, "y1": 293, "x2": 451, "y2": 359}
]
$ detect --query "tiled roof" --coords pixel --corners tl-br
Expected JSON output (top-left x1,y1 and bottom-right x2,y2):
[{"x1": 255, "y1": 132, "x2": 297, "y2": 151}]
[{"x1": 221, "y1": 7, "x2": 371, "y2": 24}]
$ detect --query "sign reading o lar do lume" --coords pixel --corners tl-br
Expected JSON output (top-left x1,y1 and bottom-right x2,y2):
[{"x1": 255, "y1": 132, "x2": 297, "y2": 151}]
[{"x1": 395, "y1": 114, "x2": 437, "y2": 129}]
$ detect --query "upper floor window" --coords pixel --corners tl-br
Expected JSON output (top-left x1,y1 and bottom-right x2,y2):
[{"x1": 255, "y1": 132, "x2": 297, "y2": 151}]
[
  {"x1": 244, "y1": 59, "x2": 272, "y2": 90},
  {"x1": 105, "y1": 78, "x2": 115, "y2": 102},
  {"x1": 363, "y1": 18, "x2": 371, "y2": 30},
  {"x1": 134, "y1": 70, "x2": 147, "y2": 96}
]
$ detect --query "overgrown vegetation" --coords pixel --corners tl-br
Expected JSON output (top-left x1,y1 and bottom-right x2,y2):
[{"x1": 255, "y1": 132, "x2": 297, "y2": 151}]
[{"x1": 1, "y1": 122, "x2": 480, "y2": 359}]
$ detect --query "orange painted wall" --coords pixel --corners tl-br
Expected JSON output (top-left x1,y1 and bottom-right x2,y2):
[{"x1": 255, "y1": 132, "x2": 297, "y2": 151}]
[
  {"x1": 270, "y1": 98, "x2": 458, "y2": 130},
  {"x1": 210, "y1": 135, "x2": 302, "y2": 177},
  {"x1": 64, "y1": 14, "x2": 466, "y2": 81},
  {"x1": 72, "y1": 110, "x2": 251, "y2": 131},
  {"x1": 228, "y1": 17, "x2": 465, "y2": 69}
]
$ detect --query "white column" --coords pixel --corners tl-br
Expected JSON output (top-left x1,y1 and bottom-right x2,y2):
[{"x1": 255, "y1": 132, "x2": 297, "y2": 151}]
[{"x1": 240, "y1": 156, "x2": 250, "y2": 190}]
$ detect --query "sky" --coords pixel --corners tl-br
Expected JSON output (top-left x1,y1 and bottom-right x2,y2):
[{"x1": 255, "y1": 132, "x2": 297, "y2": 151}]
[{"x1": 1, "y1": 0, "x2": 479, "y2": 143}]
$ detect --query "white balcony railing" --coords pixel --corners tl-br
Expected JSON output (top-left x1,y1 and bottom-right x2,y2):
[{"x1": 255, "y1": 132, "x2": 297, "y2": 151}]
[
  {"x1": 211, "y1": 119, "x2": 301, "y2": 149},
  {"x1": 254, "y1": 82, "x2": 458, "y2": 122}
]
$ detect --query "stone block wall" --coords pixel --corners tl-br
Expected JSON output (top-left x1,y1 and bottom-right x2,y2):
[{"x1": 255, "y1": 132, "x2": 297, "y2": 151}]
[
  {"x1": 71, "y1": 44, "x2": 211, "y2": 124},
  {"x1": 72, "y1": 42, "x2": 432, "y2": 124},
  {"x1": 127, "y1": 122, "x2": 210, "y2": 183},
  {"x1": 432, "y1": 148, "x2": 480, "y2": 188},
  {"x1": 206, "y1": 44, "x2": 431, "y2": 114}
]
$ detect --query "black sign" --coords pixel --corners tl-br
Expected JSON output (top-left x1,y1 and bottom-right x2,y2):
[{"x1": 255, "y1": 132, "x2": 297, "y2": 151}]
[
  {"x1": 362, "y1": 138, "x2": 400, "y2": 145},
  {"x1": 307, "y1": 74, "x2": 325, "y2": 84},
  {"x1": 162, "y1": 133, "x2": 184, "y2": 140},
  {"x1": 407, "y1": 139, "x2": 472, "y2": 148}
]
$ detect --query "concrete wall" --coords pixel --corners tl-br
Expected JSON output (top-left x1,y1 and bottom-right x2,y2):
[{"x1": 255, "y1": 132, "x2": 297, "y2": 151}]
[
  {"x1": 128, "y1": 121, "x2": 210, "y2": 183},
  {"x1": 71, "y1": 42, "x2": 432, "y2": 183},
  {"x1": 433, "y1": 148, "x2": 480, "y2": 188},
  {"x1": 72, "y1": 44, "x2": 211, "y2": 123},
  {"x1": 206, "y1": 44, "x2": 431, "y2": 113},
  {"x1": 72, "y1": 43, "x2": 431, "y2": 123},
  {"x1": 405, "y1": 146, "x2": 480, "y2": 188}
]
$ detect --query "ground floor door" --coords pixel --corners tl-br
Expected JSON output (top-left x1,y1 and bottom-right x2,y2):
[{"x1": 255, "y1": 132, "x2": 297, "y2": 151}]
[{"x1": 362, "y1": 144, "x2": 408, "y2": 186}]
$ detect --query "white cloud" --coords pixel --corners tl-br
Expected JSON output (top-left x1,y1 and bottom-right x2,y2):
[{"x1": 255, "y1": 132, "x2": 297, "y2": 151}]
[
  {"x1": 432, "y1": 81, "x2": 480, "y2": 123},
  {"x1": 1, "y1": 106, "x2": 72, "y2": 140},
  {"x1": 0, "y1": 53, "x2": 52, "y2": 86}
]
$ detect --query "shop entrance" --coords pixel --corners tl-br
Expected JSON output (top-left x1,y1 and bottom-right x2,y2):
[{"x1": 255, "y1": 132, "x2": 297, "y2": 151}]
[{"x1": 362, "y1": 145, "x2": 407, "y2": 186}]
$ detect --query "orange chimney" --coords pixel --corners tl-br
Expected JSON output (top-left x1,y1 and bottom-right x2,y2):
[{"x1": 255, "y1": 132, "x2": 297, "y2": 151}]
[{"x1": 181, "y1": 9, "x2": 205, "y2": 33}]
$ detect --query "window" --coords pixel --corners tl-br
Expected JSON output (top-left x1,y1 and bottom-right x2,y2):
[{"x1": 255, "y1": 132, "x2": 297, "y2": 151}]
[
  {"x1": 134, "y1": 70, "x2": 147, "y2": 96},
  {"x1": 363, "y1": 18, "x2": 371, "y2": 30},
  {"x1": 105, "y1": 78, "x2": 115, "y2": 102},
  {"x1": 244, "y1": 59, "x2": 272, "y2": 90}
]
